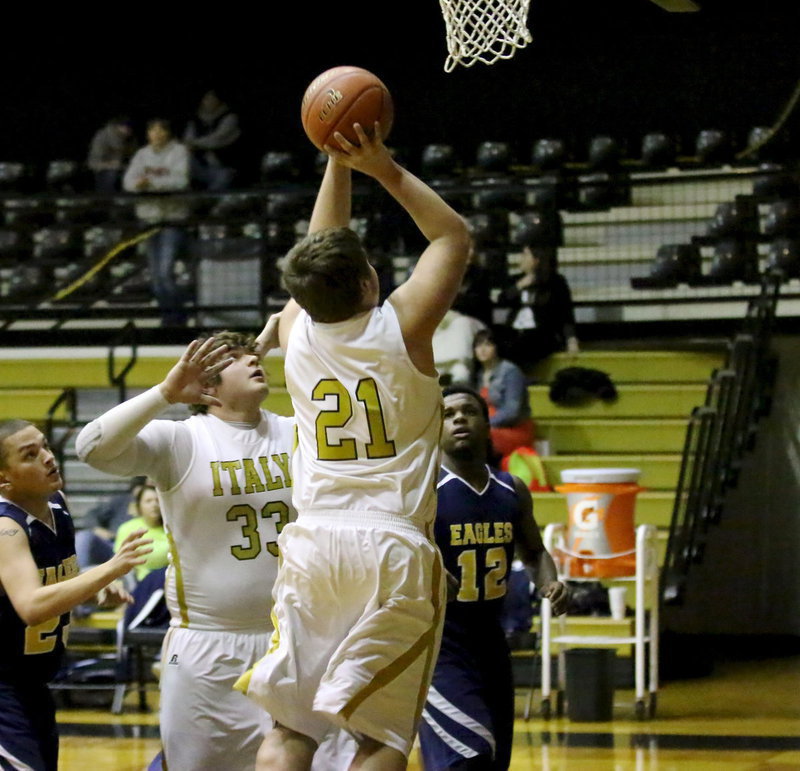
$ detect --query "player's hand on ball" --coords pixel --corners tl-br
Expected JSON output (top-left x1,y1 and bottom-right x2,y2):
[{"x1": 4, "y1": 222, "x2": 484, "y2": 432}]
[{"x1": 325, "y1": 122, "x2": 394, "y2": 178}]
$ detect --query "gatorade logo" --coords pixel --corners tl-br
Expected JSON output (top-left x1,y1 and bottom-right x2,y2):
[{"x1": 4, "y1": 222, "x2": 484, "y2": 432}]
[
  {"x1": 168, "y1": 654, "x2": 179, "y2": 666},
  {"x1": 572, "y1": 496, "x2": 606, "y2": 530}
]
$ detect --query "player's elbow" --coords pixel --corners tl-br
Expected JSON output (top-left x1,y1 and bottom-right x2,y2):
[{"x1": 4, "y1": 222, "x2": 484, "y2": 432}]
[
  {"x1": 452, "y1": 218, "x2": 472, "y2": 253},
  {"x1": 74, "y1": 426, "x2": 95, "y2": 463},
  {"x1": 16, "y1": 600, "x2": 50, "y2": 628}
]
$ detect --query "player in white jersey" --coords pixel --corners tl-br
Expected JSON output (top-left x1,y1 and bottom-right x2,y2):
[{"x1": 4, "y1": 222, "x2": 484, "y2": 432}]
[
  {"x1": 238, "y1": 122, "x2": 472, "y2": 771},
  {"x1": 76, "y1": 331, "x2": 296, "y2": 771}
]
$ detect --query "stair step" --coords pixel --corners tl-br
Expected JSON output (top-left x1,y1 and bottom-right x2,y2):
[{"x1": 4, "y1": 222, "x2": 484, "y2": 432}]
[
  {"x1": 531, "y1": 349, "x2": 726, "y2": 384},
  {"x1": 0, "y1": 349, "x2": 288, "y2": 390},
  {"x1": 0, "y1": 388, "x2": 72, "y2": 422},
  {"x1": 530, "y1": 383, "x2": 707, "y2": 418},
  {"x1": 536, "y1": 418, "x2": 688, "y2": 453},
  {"x1": 62, "y1": 459, "x2": 130, "y2": 489}
]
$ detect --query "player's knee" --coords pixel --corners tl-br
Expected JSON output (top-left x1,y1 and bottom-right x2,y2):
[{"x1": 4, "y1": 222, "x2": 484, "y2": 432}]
[
  {"x1": 256, "y1": 724, "x2": 317, "y2": 770},
  {"x1": 351, "y1": 737, "x2": 407, "y2": 770}
]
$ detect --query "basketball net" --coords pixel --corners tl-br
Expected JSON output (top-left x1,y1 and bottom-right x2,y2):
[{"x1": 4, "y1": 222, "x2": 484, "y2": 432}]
[{"x1": 439, "y1": 0, "x2": 532, "y2": 72}]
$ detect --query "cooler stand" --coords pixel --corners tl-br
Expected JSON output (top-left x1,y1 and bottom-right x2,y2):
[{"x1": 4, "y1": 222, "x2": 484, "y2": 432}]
[{"x1": 540, "y1": 522, "x2": 660, "y2": 720}]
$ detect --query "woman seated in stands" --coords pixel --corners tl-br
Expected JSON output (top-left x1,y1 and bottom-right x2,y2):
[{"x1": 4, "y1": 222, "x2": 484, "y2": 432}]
[
  {"x1": 470, "y1": 328, "x2": 535, "y2": 459},
  {"x1": 114, "y1": 483, "x2": 169, "y2": 583},
  {"x1": 498, "y1": 241, "x2": 579, "y2": 373}
]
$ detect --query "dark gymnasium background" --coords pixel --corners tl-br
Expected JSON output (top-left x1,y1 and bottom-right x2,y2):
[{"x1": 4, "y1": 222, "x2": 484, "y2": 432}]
[{"x1": 1, "y1": 0, "x2": 797, "y2": 171}]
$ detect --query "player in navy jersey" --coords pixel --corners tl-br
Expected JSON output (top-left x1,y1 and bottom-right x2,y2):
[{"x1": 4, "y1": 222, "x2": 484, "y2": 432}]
[
  {"x1": 419, "y1": 386, "x2": 568, "y2": 770},
  {"x1": 0, "y1": 419, "x2": 151, "y2": 771}
]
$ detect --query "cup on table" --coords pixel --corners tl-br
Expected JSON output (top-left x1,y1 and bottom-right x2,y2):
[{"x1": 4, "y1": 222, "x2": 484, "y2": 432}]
[{"x1": 608, "y1": 586, "x2": 627, "y2": 620}]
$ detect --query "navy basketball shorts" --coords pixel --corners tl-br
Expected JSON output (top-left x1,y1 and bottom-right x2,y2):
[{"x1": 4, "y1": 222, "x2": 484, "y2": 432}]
[
  {"x1": 0, "y1": 680, "x2": 58, "y2": 771},
  {"x1": 418, "y1": 645, "x2": 514, "y2": 769}
]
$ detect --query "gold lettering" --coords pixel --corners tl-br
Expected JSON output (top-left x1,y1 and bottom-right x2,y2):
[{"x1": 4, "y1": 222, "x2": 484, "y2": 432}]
[
  {"x1": 220, "y1": 461, "x2": 243, "y2": 495},
  {"x1": 463, "y1": 523, "x2": 476, "y2": 546},
  {"x1": 39, "y1": 556, "x2": 79, "y2": 586},
  {"x1": 242, "y1": 458, "x2": 266, "y2": 494},
  {"x1": 505, "y1": 523, "x2": 514, "y2": 543},
  {"x1": 64, "y1": 554, "x2": 79, "y2": 579},
  {"x1": 450, "y1": 524, "x2": 463, "y2": 546},
  {"x1": 492, "y1": 522, "x2": 505, "y2": 543},
  {"x1": 210, "y1": 461, "x2": 223, "y2": 497},
  {"x1": 259, "y1": 457, "x2": 282, "y2": 491},
  {"x1": 272, "y1": 453, "x2": 293, "y2": 488}
]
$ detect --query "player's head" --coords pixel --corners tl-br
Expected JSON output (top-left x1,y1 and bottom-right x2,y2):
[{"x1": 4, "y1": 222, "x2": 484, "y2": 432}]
[
  {"x1": 282, "y1": 227, "x2": 377, "y2": 322},
  {"x1": 0, "y1": 419, "x2": 62, "y2": 498},
  {"x1": 189, "y1": 331, "x2": 267, "y2": 415},
  {"x1": 441, "y1": 385, "x2": 490, "y2": 462}
]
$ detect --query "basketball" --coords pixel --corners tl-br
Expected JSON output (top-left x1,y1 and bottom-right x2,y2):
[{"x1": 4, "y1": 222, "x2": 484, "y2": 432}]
[{"x1": 301, "y1": 66, "x2": 394, "y2": 151}]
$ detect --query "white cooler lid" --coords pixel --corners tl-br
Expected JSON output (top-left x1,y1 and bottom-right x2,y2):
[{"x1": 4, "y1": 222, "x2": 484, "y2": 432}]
[{"x1": 560, "y1": 468, "x2": 641, "y2": 484}]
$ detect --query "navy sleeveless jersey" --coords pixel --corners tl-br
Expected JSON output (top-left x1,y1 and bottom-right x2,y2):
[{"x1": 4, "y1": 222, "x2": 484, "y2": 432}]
[
  {"x1": 0, "y1": 493, "x2": 78, "y2": 683},
  {"x1": 435, "y1": 466, "x2": 521, "y2": 638}
]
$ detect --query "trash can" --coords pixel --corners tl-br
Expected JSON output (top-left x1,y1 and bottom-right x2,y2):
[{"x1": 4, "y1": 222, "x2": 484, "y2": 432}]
[
  {"x1": 555, "y1": 468, "x2": 642, "y2": 578},
  {"x1": 565, "y1": 647, "x2": 615, "y2": 721}
]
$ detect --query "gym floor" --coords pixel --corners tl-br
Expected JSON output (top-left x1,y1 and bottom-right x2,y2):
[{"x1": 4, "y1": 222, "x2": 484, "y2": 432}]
[{"x1": 56, "y1": 651, "x2": 800, "y2": 770}]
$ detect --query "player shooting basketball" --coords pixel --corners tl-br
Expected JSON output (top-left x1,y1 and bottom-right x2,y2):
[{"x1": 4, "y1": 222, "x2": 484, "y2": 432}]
[{"x1": 238, "y1": 95, "x2": 472, "y2": 769}]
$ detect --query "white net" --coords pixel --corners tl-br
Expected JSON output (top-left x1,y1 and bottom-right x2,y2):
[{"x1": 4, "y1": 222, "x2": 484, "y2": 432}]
[{"x1": 439, "y1": 0, "x2": 532, "y2": 72}]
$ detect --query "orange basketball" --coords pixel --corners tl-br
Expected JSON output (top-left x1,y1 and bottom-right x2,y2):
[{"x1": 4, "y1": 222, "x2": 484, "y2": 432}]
[{"x1": 301, "y1": 66, "x2": 394, "y2": 151}]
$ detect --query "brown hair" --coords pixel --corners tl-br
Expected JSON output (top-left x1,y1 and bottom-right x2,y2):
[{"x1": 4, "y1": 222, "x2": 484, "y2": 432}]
[
  {"x1": 282, "y1": 227, "x2": 372, "y2": 322},
  {"x1": 189, "y1": 331, "x2": 258, "y2": 415},
  {"x1": 0, "y1": 419, "x2": 33, "y2": 468}
]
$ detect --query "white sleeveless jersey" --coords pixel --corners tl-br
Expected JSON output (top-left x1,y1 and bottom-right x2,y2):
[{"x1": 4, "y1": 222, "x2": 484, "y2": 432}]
[
  {"x1": 158, "y1": 410, "x2": 295, "y2": 632},
  {"x1": 285, "y1": 301, "x2": 443, "y2": 530}
]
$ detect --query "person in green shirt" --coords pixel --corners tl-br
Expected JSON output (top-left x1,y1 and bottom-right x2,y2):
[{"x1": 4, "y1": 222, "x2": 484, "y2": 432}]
[{"x1": 114, "y1": 483, "x2": 169, "y2": 582}]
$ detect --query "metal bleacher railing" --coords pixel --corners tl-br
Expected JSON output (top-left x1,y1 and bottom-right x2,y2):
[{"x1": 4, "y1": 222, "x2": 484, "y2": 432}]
[{"x1": 659, "y1": 269, "x2": 783, "y2": 607}]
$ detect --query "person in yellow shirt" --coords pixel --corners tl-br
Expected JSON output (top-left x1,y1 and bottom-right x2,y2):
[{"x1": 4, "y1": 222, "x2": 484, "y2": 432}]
[{"x1": 114, "y1": 483, "x2": 168, "y2": 582}]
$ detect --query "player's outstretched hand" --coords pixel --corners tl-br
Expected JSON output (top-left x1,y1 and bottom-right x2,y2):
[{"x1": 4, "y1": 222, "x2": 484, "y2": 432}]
[
  {"x1": 324, "y1": 122, "x2": 395, "y2": 180},
  {"x1": 254, "y1": 312, "x2": 281, "y2": 359},
  {"x1": 108, "y1": 528, "x2": 153, "y2": 578},
  {"x1": 159, "y1": 337, "x2": 234, "y2": 406},
  {"x1": 542, "y1": 580, "x2": 569, "y2": 616},
  {"x1": 96, "y1": 580, "x2": 134, "y2": 608}
]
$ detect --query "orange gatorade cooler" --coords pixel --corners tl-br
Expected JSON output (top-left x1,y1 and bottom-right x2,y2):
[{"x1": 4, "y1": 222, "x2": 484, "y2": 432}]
[{"x1": 555, "y1": 468, "x2": 643, "y2": 578}]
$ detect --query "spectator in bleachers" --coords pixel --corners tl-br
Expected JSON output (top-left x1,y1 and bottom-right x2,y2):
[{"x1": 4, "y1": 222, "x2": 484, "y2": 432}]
[
  {"x1": 433, "y1": 308, "x2": 487, "y2": 386},
  {"x1": 123, "y1": 118, "x2": 191, "y2": 326},
  {"x1": 75, "y1": 475, "x2": 146, "y2": 569},
  {"x1": 87, "y1": 116, "x2": 137, "y2": 193},
  {"x1": 498, "y1": 242, "x2": 579, "y2": 373},
  {"x1": 452, "y1": 243, "x2": 494, "y2": 327},
  {"x1": 183, "y1": 89, "x2": 242, "y2": 191},
  {"x1": 114, "y1": 482, "x2": 169, "y2": 583},
  {"x1": 470, "y1": 327, "x2": 535, "y2": 458}
]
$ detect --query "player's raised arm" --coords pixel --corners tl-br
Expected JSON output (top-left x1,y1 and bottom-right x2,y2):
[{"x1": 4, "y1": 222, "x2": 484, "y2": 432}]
[
  {"x1": 309, "y1": 156, "x2": 352, "y2": 233},
  {"x1": 273, "y1": 157, "x2": 353, "y2": 349},
  {"x1": 328, "y1": 123, "x2": 471, "y2": 349}
]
